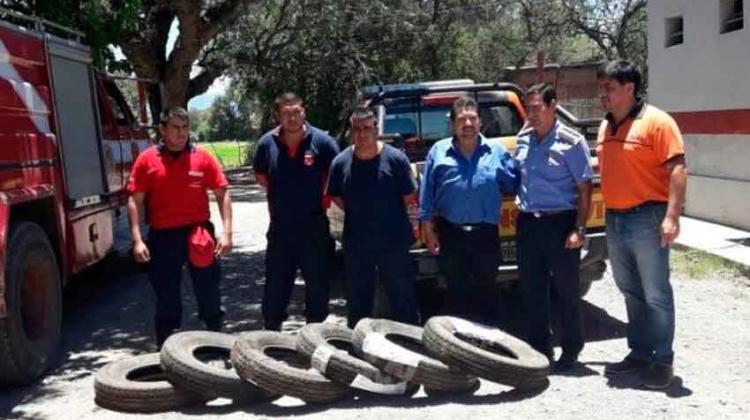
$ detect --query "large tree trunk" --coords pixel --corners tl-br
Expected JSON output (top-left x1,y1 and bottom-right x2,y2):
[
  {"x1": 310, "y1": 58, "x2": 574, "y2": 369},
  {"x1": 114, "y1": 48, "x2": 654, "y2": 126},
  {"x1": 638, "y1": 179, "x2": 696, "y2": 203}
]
[{"x1": 116, "y1": 0, "x2": 255, "y2": 109}]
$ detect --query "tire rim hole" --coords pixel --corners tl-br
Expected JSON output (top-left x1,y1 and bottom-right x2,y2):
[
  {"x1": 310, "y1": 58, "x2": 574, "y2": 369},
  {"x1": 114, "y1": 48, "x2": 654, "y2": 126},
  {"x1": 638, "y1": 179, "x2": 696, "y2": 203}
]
[
  {"x1": 194, "y1": 346, "x2": 232, "y2": 370},
  {"x1": 264, "y1": 346, "x2": 309, "y2": 369},
  {"x1": 126, "y1": 364, "x2": 167, "y2": 382},
  {"x1": 384, "y1": 334, "x2": 431, "y2": 358},
  {"x1": 326, "y1": 338, "x2": 355, "y2": 356},
  {"x1": 454, "y1": 332, "x2": 517, "y2": 359}
]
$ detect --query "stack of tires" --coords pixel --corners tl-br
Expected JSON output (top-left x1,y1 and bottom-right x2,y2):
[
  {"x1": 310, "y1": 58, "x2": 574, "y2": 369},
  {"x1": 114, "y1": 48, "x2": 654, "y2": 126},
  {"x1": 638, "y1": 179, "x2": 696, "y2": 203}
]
[{"x1": 94, "y1": 316, "x2": 550, "y2": 413}]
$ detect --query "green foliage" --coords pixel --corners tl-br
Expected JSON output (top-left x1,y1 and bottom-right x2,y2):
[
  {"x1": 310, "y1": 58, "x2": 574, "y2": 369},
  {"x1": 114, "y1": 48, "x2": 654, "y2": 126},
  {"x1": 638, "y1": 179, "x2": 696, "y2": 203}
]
[{"x1": 1, "y1": 0, "x2": 141, "y2": 70}]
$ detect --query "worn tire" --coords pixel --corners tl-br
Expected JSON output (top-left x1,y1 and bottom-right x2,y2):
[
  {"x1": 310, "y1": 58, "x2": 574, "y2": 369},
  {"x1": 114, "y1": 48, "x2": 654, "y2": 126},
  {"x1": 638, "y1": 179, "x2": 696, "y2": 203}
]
[
  {"x1": 94, "y1": 353, "x2": 205, "y2": 413},
  {"x1": 352, "y1": 318, "x2": 478, "y2": 393},
  {"x1": 0, "y1": 222, "x2": 62, "y2": 386},
  {"x1": 423, "y1": 316, "x2": 549, "y2": 389},
  {"x1": 160, "y1": 331, "x2": 275, "y2": 403},
  {"x1": 296, "y1": 323, "x2": 419, "y2": 396},
  {"x1": 231, "y1": 331, "x2": 351, "y2": 403}
]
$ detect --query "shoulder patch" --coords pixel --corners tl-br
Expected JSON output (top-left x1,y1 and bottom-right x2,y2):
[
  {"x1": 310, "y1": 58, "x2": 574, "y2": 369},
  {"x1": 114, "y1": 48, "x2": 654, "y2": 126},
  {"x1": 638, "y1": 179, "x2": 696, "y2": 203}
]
[{"x1": 557, "y1": 125, "x2": 584, "y2": 145}]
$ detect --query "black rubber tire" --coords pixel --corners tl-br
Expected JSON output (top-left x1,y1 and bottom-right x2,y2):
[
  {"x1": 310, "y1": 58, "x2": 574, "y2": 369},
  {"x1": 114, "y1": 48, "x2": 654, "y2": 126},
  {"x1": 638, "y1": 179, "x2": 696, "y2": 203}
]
[
  {"x1": 296, "y1": 323, "x2": 419, "y2": 396},
  {"x1": 160, "y1": 331, "x2": 276, "y2": 403},
  {"x1": 351, "y1": 318, "x2": 478, "y2": 393},
  {"x1": 94, "y1": 353, "x2": 206, "y2": 413},
  {"x1": 423, "y1": 316, "x2": 549, "y2": 389},
  {"x1": 0, "y1": 222, "x2": 62, "y2": 385},
  {"x1": 231, "y1": 331, "x2": 351, "y2": 403}
]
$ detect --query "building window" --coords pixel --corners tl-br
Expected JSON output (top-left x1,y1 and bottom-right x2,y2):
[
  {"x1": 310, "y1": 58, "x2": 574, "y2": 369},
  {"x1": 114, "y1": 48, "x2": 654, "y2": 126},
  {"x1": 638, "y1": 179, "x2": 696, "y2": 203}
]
[
  {"x1": 720, "y1": 0, "x2": 744, "y2": 33},
  {"x1": 665, "y1": 16, "x2": 684, "y2": 47}
]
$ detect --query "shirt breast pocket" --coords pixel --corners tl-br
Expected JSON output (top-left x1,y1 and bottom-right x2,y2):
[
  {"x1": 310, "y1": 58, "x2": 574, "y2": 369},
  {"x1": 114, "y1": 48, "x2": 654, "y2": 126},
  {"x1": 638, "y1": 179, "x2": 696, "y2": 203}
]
[
  {"x1": 623, "y1": 135, "x2": 653, "y2": 153},
  {"x1": 543, "y1": 151, "x2": 568, "y2": 180},
  {"x1": 188, "y1": 170, "x2": 205, "y2": 189}
]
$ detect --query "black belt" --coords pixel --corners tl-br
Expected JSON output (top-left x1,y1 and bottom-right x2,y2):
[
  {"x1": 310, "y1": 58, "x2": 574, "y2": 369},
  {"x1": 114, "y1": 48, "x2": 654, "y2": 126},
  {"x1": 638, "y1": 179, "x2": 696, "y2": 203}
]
[
  {"x1": 440, "y1": 220, "x2": 495, "y2": 232},
  {"x1": 520, "y1": 209, "x2": 575, "y2": 219},
  {"x1": 606, "y1": 201, "x2": 667, "y2": 214}
]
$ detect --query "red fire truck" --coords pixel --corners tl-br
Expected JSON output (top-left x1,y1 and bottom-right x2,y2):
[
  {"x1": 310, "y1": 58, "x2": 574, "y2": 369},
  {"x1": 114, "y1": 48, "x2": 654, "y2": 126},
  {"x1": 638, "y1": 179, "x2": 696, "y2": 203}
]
[{"x1": 0, "y1": 10, "x2": 152, "y2": 384}]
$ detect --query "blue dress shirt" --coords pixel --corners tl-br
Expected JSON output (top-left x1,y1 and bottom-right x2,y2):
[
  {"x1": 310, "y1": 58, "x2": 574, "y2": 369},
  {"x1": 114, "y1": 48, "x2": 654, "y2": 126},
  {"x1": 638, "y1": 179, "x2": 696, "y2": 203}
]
[
  {"x1": 419, "y1": 135, "x2": 517, "y2": 224},
  {"x1": 515, "y1": 120, "x2": 593, "y2": 212}
]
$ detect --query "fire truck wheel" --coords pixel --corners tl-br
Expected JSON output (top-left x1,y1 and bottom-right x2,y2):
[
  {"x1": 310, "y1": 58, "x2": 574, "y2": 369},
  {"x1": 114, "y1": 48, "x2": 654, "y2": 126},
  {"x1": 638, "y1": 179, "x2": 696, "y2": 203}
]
[
  {"x1": 296, "y1": 322, "x2": 419, "y2": 397},
  {"x1": 423, "y1": 316, "x2": 549, "y2": 389},
  {"x1": 160, "y1": 331, "x2": 276, "y2": 403},
  {"x1": 95, "y1": 353, "x2": 206, "y2": 413},
  {"x1": 0, "y1": 222, "x2": 62, "y2": 385},
  {"x1": 351, "y1": 318, "x2": 479, "y2": 393},
  {"x1": 231, "y1": 331, "x2": 352, "y2": 403}
]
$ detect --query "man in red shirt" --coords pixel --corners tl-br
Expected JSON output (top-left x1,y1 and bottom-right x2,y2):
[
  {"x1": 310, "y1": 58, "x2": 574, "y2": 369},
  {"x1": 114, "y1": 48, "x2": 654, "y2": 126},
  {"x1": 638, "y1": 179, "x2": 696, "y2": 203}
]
[{"x1": 127, "y1": 107, "x2": 233, "y2": 347}]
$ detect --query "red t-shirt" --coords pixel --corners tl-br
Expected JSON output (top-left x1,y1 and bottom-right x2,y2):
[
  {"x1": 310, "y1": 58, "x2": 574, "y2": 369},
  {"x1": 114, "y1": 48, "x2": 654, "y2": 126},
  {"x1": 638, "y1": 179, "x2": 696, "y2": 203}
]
[{"x1": 127, "y1": 144, "x2": 229, "y2": 229}]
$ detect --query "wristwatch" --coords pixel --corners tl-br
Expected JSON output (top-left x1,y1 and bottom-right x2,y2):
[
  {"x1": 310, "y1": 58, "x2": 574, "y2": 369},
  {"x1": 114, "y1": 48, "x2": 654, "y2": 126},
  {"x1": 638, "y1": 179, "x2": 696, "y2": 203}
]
[{"x1": 576, "y1": 225, "x2": 587, "y2": 236}]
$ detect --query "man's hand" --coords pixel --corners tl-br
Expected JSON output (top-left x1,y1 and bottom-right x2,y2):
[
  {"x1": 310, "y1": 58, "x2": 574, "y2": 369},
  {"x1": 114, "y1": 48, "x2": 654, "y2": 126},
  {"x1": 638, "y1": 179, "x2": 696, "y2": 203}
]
[
  {"x1": 132, "y1": 240, "x2": 151, "y2": 263},
  {"x1": 421, "y1": 222, "x2": 440, "y2": 255},
  {"x1": 661, "y1": 215, "x2": 680, "y2": 247},
  {"x1": 215, "y1": 232, "x2": 233, "y2": 256},
  {"x1": 565, "y1": 231, "x2": 585, "y2": 249}
]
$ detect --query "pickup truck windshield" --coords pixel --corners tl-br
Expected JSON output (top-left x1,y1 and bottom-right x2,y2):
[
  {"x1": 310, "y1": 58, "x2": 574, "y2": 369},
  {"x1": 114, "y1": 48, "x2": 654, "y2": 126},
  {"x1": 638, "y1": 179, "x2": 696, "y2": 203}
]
[{"x1": 382, "y1": 102, "x2": 523, "y2": 141}]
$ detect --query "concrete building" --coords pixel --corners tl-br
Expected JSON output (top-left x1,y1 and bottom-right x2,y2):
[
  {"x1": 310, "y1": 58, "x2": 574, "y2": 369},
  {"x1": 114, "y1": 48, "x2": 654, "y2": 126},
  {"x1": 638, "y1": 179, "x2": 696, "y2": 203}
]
[{"x1": 648, "y1": 0, "x2": 749, "y2": 230}]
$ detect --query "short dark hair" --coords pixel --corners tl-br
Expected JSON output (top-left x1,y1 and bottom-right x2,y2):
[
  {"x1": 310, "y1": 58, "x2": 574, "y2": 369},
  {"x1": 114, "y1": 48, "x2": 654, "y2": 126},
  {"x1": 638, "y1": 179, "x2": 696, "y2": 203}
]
[
  {"x1": 597, "y1": 60, "x2": 642, "y2": 96},
  {"x1": 273, "y1": 92, "x2": 304, "y2": 114},
  {"x1": 526, "y1": 83, "x2": 557, "y2": 105},
  {"x1": 450, "y1": 96, "x2": 479, "y2": 121},
  {"x1": 349, "y1": 106, "x2": 377, "y2": 124},
  {"x1": 160, "y1": 106, "x2": 189, "y2": 125}
]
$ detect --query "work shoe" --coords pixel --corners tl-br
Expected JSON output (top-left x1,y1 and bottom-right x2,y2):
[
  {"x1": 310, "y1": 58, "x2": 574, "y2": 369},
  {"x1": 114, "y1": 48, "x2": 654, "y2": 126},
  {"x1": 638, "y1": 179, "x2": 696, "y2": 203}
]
[
  {"x1": 604, "y1": 355, "x2": 649, "y2": 375},
  {"x1": 640, "y1": 363, "x2": 674, "y2": 389},
  {"x1": 554, "y1": 352, "x2": 580, "y2": 373}
]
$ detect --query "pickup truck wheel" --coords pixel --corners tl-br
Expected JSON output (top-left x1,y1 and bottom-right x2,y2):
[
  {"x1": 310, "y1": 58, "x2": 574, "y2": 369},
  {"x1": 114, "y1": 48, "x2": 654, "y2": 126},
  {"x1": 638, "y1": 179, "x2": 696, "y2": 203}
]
[{"x1": 0, "y1": 222, "x2": 61, "y2": 385}]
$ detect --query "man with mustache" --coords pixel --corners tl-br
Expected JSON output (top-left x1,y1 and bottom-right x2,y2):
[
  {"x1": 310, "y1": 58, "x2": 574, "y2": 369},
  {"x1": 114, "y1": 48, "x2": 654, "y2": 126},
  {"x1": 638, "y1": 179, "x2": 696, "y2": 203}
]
[{"x1": 419, "y1": 96, "x2": 517, "y2": 325}]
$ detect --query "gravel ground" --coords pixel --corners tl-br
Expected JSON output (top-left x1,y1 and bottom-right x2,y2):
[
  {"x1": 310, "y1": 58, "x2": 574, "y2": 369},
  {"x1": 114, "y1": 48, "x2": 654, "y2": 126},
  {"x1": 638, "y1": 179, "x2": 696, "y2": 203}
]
[{"x1": 2, "y1": 172, "x2": 749, "y2": 420}]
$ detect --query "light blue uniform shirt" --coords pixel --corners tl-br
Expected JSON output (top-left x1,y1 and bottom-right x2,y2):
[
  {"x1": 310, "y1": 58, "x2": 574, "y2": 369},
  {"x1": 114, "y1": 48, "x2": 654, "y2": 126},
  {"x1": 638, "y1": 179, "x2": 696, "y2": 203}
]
[
  {"x1": 419, "y1": 135, "x2": 518, "y2": 224},
  {"x1": 515, "y1": 120, "x2": 593, "y2": 212}
]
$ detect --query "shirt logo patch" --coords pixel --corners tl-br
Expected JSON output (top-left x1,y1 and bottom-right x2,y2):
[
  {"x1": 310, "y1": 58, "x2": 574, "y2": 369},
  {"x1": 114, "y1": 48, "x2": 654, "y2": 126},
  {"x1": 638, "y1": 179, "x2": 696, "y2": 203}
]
[
  {"x1": 188, "y1": 170, "x2": 204, "y2": 177},
  {"x1": 304, "y1": 152, "x2": 315, "y2": 166}
]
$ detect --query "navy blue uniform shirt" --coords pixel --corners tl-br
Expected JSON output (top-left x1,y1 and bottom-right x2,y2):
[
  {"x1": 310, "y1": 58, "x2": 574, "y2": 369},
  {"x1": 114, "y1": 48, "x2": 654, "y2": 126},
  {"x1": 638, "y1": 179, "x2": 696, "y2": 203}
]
[
  {"x1": 419, "y1": 135, "x2": 518, "y2": 224},
  {"x1": 515, "y1": 120, "x2": 593, "y2": 212},
  {"x1": 327, "y1": 143, "x2": 416, "y2": 252},
  {"x1": 253, "y1": 124, "x2": 339, "y2": 227}
]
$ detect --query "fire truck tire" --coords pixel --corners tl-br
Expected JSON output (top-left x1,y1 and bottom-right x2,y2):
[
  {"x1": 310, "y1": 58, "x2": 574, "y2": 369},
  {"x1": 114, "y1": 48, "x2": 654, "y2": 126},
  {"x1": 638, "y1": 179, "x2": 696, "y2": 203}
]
[
  {"x1": 94, "y1": 353, "x2": 206, "y2": 413},
  {"x1": 160, "y1": 331, "x2": 276, "y2": 403},
  {"x1": 296, "y1": 322, "x2": 419, "y2": 396},
  {"x1": 0, "y1": 222, "x2": 62, "y2": 385},
  {"x1": 423, "y1": 316, "x2": 549, "y2": 389},
  {"x1": 231, "y1": 331, "x2": 351, "y2": 403},
  {"x1": 351, "y1": 318, "x2": 479, "y2": 393}
]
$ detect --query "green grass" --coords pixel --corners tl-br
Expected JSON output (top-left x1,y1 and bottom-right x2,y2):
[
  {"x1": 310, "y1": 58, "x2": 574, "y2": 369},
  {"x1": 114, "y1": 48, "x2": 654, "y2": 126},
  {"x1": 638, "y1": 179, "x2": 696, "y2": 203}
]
[
  {"x1": 199, "y1": 141, "x2": 252, "y2": 168},
  {"x1": 671, "y1": 246, "x2": 749, "y2": 280}
]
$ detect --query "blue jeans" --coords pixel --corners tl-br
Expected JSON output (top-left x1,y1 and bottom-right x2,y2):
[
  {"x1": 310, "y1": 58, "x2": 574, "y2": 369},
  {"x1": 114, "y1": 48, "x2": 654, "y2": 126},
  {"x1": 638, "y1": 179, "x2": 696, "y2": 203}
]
[{"x1": 606, "y1": 203, "x2": 675, "y2": 365}]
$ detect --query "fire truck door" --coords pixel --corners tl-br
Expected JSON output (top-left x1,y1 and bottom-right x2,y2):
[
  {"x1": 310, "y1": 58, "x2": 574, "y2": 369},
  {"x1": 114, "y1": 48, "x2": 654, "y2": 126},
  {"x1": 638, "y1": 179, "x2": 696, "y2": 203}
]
[{"x1": 47, "y1": 41, "x2": 107, "y2": 208}]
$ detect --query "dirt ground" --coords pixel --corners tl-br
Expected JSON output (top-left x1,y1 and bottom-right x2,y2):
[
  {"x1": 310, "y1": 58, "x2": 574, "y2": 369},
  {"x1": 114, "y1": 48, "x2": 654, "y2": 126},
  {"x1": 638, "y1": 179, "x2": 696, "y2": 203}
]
[{"x1": 2, "y1": 173, "x2": 749, "y2": 420}]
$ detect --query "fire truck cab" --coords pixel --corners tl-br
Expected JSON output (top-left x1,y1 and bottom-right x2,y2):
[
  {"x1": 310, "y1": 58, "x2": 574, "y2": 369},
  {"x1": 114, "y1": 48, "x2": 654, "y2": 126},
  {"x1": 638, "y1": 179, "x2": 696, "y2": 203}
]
[{"x1": 0, "y1": 9, "x2": 151, "y2": 384}]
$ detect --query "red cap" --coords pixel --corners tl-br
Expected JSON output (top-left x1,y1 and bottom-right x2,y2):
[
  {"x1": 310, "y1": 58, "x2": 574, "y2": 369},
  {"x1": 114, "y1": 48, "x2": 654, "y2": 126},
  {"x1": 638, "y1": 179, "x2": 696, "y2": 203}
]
[{"x1": 188, "y1": 225, "x2": 216, "y2": 268}]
